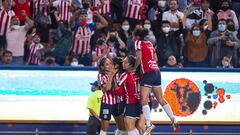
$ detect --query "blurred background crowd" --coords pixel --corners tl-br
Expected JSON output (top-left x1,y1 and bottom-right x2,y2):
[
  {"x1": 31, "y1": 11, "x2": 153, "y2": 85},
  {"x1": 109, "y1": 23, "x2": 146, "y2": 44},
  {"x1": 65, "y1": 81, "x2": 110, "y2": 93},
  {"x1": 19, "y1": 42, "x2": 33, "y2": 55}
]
[{"x1": 0, "y1": 0, "x2": 240, "y2": 68}]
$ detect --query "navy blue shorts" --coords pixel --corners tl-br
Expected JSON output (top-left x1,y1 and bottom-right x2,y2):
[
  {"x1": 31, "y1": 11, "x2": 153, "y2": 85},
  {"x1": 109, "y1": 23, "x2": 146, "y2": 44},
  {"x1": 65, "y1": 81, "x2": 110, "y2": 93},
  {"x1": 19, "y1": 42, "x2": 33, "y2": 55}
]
[
  {"x1": 113, "y1": 101, "x2": 125, "y2": 117},
  {"x1": 100, "y1": 103, "x2": 114, "y2": 121},
  {"x1": 124, "y1": 103, "x2": 142, "y2": 119},
  {"x1": 141, "y1": 70, "x2": 161, "y2": 88}
]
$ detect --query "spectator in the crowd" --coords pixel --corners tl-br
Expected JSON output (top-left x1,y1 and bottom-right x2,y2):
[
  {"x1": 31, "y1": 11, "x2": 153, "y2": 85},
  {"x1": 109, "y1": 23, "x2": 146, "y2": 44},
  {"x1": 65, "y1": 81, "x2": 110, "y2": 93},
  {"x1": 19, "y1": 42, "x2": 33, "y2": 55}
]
[
  {"x1": 162, "y1": 0, "x2": 184, "y2": 31},
  {"x1": 110, "y1": 0, "x2": 123, "y2": 23},
  {"x1": 1, "y1": 50, "x2": 13, "y2": 65},
  {"x1": 105, "y1": 30, "x2": 126, "y2": 57},
  {"x1": 183, "y1": 24, "x2": 209, "y2": 67},
  {"x1": 32, "y1": 0, "x2": 50, "y2": 44},
  {"x1": 0, "y1": 0, "x2": 15, "y2": 50},
  {"x1": 198, "y1": 16, "x2": 212, "y2": 38},
  {"x1": 217, "y1": 0, "x2": 239, "y2": 31},
  {"x1": 70, "y1": 9, "x2": 108, "y2": 66},
  {"x1": 155, "y1": 19, "x2": 183, "y2": 67},
  {"x1": 26, "y1": 32, "x2": 44, "y2": 65},
  {"x1": 207, "y1": 19, "x2": 240, "y2": 67},
  {"x1": 178, "y1": 0, "x2": 188, "y2": 12},
  {"x1": 52, "y1": 11, "x2": 72, "y2": 66},
  {"x1": 12, "y1": 0, "x2": 31, "y2": 24},
  {"x1": 81, "y1": 0, "x2": 94, "y2": 24},
  {"x1": 64, "y1": 51, "x2": 78, "y2": 66},
  {"x1": 92, "y1": 35, "x2": 110, "y2": 66},
  {"x1": 217, "y1": 55, "x2": 234, "y2": 68},
  {"x1": 163, "y1": 55, "x2": 183, "y2": 68},
  {"x1": 209, "y1": 0, "x2": 221, "y2": 13},
  {"x1": 6, "y1": 10, "x2": 33, "y2": 65},
  {"x1": 123, "y1": 0, "x2": 146, "y2": 30},
  {"x1": 231, "y1": 0, "x2": 240, "y2": 19},
  {"x1": 226, "y1": 19, "x2": 238, "y2": 37},
  {"x1": 148, "y1": 0, "x2": 169, "y2": 36},
  {"x1": 52, "y1": 0, "x2": 72, "y2": 23},
  {"x1": 143, "y1": 19, "x2": 156, "y2": 45},
  {"x1": 185, "y1": 0, "x2": 214, "y2": 30},
  {"x1": 40, "y1": 51, "x2": 58, "y2": 66},
  {"x1": 86, "y1": 81, "x2": 103, "y2": 135}
]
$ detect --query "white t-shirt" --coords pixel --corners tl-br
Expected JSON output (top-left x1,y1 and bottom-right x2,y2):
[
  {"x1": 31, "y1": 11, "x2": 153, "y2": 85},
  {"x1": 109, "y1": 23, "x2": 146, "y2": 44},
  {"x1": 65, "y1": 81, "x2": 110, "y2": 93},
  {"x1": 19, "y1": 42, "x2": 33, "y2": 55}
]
[
  {"x1": 162, "y1": 10, "x2": 184, "y2": 31},
  {"x1": 6, "y1": 26, "x2": 27, "y2": 57}
]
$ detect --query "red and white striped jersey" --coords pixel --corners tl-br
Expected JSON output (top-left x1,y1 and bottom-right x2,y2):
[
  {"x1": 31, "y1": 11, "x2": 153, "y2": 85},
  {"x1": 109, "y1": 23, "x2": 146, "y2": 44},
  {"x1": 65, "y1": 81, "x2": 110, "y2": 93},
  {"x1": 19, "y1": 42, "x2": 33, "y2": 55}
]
[
  {"x1": 32, "y1": 0, "x2": 50, "y2": 19},
  {"x1": 113, "y1": 72, "x2": 125, "y2": 103},
  {"x1": 135, "y1": 40, "x2": 159, "y2": 74},
  {"x1": 56, "y1": 0, "x2": 72, "y2": 22},
  {"x1": 0, "y1": 7, "x2": 15, "y2": 36},
  {"x1": 92, "y1": 0, "x2": 110, "y2": 15},
  {"x1": 27, "y1": 43, "x2": 44, "y2": 65},
  {"x1": 92, "y1": 44, "x2": 114, "y2": 57},
  {"x1": 117, "y1": 72, "x2": 141, "y2": 104},
  {"x1": 98, "y1": 73, "x2": 117, "y2": 105},
  {"x1": 124, "y1": 0, "x2": 143, "y2": 20},
  {"x1": 71, "y1": 25, "x2": 95, "y2": 56}
]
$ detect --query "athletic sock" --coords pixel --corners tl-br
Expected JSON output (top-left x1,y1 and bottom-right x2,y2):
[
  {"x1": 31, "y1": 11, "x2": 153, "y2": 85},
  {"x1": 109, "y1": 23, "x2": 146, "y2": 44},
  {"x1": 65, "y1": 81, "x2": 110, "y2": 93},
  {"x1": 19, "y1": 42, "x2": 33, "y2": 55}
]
[
  {"x1": 142, "y1": 105, "x2": 151, "y2": 127},
  {"x1": 163, "y1": 104, "x2": 176, "y2": 123}
]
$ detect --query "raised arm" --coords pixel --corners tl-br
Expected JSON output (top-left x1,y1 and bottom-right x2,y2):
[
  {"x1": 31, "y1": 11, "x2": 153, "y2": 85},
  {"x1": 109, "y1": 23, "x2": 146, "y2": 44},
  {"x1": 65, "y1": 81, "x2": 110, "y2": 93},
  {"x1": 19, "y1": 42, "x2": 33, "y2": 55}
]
[{"x1": 94, "y1": 11, "x2": 108, "y2": 30}]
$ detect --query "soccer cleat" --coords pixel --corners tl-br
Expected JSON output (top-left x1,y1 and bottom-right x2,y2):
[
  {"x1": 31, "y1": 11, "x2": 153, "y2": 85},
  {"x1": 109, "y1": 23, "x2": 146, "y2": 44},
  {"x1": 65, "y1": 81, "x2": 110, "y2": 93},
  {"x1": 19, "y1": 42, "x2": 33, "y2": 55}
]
[
  {"x1": 172, "y1": 122, "x2": 180, "y2": 132},
  {"x1": 143, "y1": 124, "x2": 155, "y2": 135}
]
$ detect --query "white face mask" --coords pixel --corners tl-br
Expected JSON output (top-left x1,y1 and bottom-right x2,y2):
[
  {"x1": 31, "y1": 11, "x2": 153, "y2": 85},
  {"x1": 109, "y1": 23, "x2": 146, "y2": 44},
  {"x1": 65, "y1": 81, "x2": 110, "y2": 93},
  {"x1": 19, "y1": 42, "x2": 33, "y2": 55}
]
[
  {"x1": 71, "y1": 61, "x2": 79, "y2": 66},
  {"x1": 162, "y1": 27, "x2": 170, "y2": 33},
  {"x1": 11, "y1": 25, "x2": 20, "y2": 30},
  {"x1": 122, "y1": 25, "x2": 130, "y2": 31},
  {"x1": 158, "y1": 0, "x2": 166, "y2": 7},
  {"x1": 144, "y1": 24, "x2": 151, "y2": 30}
]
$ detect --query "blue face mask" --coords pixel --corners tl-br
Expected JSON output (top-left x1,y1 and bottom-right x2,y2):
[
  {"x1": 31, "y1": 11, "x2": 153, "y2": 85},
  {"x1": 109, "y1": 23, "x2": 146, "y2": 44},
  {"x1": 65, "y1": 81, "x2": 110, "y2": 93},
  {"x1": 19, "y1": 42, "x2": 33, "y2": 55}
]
[
  {"x1": 218, "y1": 24, "x2": 226, "y2": 32},
  {"x1": 192, "y1": 30, "x2": 201, "y2": 37}
]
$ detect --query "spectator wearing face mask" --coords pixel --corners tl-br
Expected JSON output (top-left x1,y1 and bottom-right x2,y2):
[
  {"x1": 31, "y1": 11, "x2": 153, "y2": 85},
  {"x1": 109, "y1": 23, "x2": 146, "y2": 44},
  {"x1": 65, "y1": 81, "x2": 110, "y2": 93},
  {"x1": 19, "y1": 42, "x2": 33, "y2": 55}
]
[
  {"x1": 183, "y1": 24, "x2": 209, "y2": 67},
  {"x1": 217, "y1": 0, "x2": 239, "y2": 31},
  {"x1": 6, "y1": 10, "x2": 33, "y2": 65},
  {"x1": 148, "y1": 0, "x2": 169, "y2": 37},
  {"x1": 207, "y1": 19, "x2": 240, "y2": 67},
  {"x1": 143, "y1": 19, "x2": 156, "y2": 45},
  {"x1": 226, "y1": 19, "x2": 238, "y2": 37},
  {"x1": 155, "y1": 19, "x2": 183, "y2": 67}
]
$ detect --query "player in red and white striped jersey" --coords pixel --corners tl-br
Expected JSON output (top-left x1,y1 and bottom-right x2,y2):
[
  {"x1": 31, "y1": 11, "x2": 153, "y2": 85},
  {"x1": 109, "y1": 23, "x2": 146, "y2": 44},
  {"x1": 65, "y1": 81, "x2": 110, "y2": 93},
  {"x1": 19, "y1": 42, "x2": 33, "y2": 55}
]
[
  {"x1": 97, "y1": 57, "x2": 121, "y2": 135},
  {"x1": 52, "y1": 0, "x2": 72, "y2": 22},
  {"x1": 0, "y1": 0, "x2": 15, "y2": 49},
  {"x1": 133, "y1": 28, "x2": 180, "y2": 134},
  {"x1": 116, "y1": 55, "x2": 144, "y2": 135},
  {"x1": 26, "y1": 33, "x2": 44, "y2": 65},
  {"x1": 70, "y1": 9, "x2": 108, "y2": 66}
]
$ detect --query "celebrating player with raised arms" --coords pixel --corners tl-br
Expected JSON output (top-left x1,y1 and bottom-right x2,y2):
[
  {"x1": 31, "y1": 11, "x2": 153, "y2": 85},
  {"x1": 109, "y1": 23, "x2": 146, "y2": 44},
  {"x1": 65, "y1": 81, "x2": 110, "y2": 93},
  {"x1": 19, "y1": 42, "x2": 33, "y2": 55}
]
[{"x1": 133, "y1": 28, "x2": 180, "y2": 135}]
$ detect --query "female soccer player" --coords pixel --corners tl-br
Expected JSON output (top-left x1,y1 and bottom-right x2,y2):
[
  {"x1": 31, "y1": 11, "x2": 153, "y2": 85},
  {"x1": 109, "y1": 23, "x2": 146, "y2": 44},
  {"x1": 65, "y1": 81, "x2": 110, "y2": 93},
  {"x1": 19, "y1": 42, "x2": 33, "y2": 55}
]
[
  {"x1": 116, "y1": 55, "x2": 144, "y2": 135},
  {"x1": 133, "y1": 28, "x2": 180, "y2": 134}
]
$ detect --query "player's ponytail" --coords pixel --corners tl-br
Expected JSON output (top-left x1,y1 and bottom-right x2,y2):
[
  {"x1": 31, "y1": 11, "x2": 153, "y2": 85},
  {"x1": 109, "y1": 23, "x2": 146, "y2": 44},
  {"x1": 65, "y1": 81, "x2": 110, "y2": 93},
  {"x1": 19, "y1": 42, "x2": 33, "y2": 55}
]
[{"x1": 133, "y1": 28, "x2": 149, "y2": 40}]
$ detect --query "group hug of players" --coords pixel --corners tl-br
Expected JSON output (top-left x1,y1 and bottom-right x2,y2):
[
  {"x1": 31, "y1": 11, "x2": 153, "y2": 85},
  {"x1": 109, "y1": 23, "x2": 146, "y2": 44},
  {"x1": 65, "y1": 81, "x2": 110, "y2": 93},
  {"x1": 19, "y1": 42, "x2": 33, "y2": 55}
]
[{"x1": 97, "y1": 28, "x2": 180, "y2": 135}]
